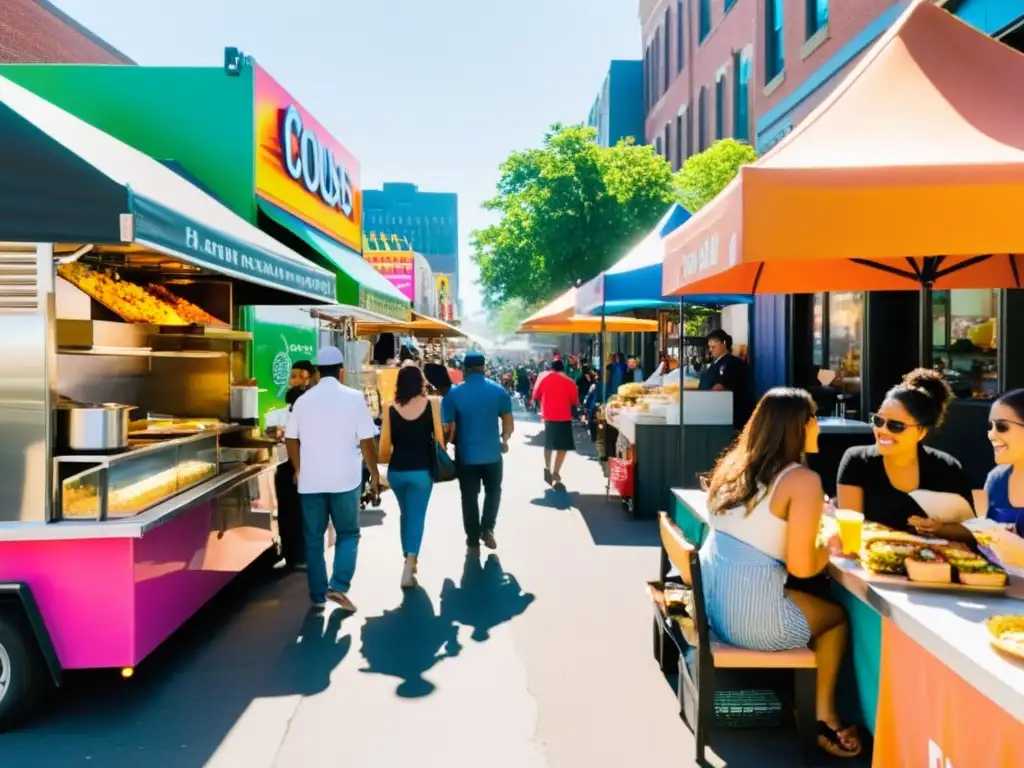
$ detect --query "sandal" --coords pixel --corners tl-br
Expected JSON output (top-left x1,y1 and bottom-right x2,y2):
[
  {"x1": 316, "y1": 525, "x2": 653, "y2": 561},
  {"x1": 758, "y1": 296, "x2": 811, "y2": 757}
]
[{"x1": 817, "y1": 721, "x2": 862, "y2": 758}]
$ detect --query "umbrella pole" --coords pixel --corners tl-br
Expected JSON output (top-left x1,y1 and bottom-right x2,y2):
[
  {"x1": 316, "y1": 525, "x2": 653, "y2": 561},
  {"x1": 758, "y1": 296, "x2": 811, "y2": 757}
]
[
  {"x1": 919, "y1": 285, "x2": 933, "y2": 369},
  {"x1": 679, "y1": 298, "x2": 686, "y2": 485}
]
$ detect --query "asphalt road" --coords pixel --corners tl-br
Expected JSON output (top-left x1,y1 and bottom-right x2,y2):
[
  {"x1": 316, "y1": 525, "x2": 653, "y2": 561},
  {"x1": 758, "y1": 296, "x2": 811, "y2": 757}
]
[{"x1": 0, "y1": 416, "x2": 860, "y2": 767}]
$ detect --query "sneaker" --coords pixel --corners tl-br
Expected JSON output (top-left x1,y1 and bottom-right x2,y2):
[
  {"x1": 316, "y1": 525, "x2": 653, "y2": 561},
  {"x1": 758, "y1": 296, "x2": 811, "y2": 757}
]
[
  {"x1": 481, "y1": 530, "x2": 497, "y2": 550},
  {"x1": 401, "y1": 556, "x2": 418, "y2": 589},
  {"x1": 326, "y1": 590, "x2": 357, "y2": 613}
]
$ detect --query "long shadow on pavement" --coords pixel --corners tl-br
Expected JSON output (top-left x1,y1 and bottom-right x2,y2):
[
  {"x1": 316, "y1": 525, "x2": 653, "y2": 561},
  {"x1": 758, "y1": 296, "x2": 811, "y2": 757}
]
[
  {"x1": 0, "y1": 560, "x2": 350, "y2": 768},
  {"x1": 440, "y1": 554, "x2": 535, "y2": 644},
  {"x1": 570, "y1": 492, "x2": 661, "y2": 548},
  {"x1": 358, "y1": 586, "x2": 459, "y2": 698}
]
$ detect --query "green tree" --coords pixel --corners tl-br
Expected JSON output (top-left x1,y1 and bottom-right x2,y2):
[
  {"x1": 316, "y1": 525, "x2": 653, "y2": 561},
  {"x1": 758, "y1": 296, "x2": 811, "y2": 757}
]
[
  {"x1": 675, "y1": 138, "x2": 757, "y2": 212},
  {"x1": 490, "y1": 299, "x2": 537, "y2": 337},
  {"x1": 472, "y1": 124, "x2": 676, "y2": 307}
]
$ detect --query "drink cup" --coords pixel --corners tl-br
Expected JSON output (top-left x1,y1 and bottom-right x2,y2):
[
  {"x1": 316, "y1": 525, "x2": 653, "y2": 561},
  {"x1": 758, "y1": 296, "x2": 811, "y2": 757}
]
[{"x1": 834, "y1": 510, "x2": 864, "y2": 556}]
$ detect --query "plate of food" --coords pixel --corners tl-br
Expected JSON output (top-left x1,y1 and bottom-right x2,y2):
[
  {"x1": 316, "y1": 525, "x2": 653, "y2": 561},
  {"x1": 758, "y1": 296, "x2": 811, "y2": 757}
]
[
  {"x1": 859, "y1": 537, "x2": 1008, "y2": 592},
  {"x1": 986, "y1": 615, "x2": 1024, "y2": 661}
]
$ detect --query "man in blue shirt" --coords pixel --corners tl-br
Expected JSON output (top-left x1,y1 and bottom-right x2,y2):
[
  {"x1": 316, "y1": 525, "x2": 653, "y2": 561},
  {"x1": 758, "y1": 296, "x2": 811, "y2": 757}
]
[{"x1": 442, "y1": 352, "x2": 514, "y2": 553}]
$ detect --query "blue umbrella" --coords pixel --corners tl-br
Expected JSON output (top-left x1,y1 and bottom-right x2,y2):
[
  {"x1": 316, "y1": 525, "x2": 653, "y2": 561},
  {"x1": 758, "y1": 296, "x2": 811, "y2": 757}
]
[{"x1": 577, "y1": 204, "x2": 750, "y2": 315}]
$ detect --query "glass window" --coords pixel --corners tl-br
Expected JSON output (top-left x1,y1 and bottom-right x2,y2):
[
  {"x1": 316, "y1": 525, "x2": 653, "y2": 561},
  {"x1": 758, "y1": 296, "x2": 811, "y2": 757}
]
[
  {"x1": 715, "y1": 73, "x2": 726, "y2": 139},
  {"x1": 643, "y1": 47, "x2": 650, "y2": 111},
  {"x1": 665, "y1": 123, "x2": 672, "y2": 165},
  {"x1": 677, "y1": 0, "x2": 685, "y2": 73},
  {"x1": 664, "y1": 9, "x2": 672, "y2": 91},
  {"x1": 828, "y1": 292, "x2": 863, "y2": 414},
  {"x1": 812, "y1": 293, "x2": 824, "y2": 367},
  {"x1": 931, "y1": 289, "x2": 999, "y2": 399},
  {"x1": 655, "y1": 136, "x2": 663, "y2": 157},
  {"x1": 733, "y1": 52, "x2": 750, "y2": 141},
  {"x1": 675, "y1": 113, "x2": 684, "y2": 169},
  {"x1": 807, "y1": 0, "x2": 829, "y2": 38},
  {"x1": 654, "y1": 29, "x2": 661, "y2": 98},
  {"x1": 698, "y1": 87, "x2": 707, "y2": 150},
  {"x1": 699, "y1": 0, "x2": 711, "y2": 42},
  {"x1": 765, "y1": 0, "x2": 784, "y2": 82}
]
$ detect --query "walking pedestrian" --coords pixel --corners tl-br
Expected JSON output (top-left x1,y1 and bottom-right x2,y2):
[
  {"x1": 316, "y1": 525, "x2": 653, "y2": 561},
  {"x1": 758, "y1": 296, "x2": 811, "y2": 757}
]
[
  {"x1": 532, "y1": 359, "x2": 579, "y2": 488},
  {"x1": 285, "y1": 346, "x2": 380, "y2": 612},
  {"x1": 442, "y1": 352, "x2": 514, "y2": 554},
  {"x1": 378, "y1": 366, "x2": 446, "y2": 589}
]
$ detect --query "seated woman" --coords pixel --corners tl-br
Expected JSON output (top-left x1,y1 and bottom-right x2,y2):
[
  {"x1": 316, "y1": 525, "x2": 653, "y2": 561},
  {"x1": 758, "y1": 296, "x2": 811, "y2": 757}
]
[
  {"x1": 836, "y1": 369, "x2": 974, "y2": 540},
  {"x1": 702, "y1": 387, "x2": 860, "y2": 758},
  {"x1": 976, "y1": 389, "x2": 1024, "y2": 533}
]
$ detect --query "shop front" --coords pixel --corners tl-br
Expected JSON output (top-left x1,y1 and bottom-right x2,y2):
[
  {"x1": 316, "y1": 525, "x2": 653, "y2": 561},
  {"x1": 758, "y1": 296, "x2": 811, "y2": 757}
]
[{"x1": 0, "y1": 58, "x2": 411, "y2": 324}]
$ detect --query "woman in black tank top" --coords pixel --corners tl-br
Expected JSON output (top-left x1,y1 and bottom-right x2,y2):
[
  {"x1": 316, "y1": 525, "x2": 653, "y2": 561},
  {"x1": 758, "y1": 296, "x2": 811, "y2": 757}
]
[{"x1": 378, "y1": 366, "x2": 444, "y2": 588}]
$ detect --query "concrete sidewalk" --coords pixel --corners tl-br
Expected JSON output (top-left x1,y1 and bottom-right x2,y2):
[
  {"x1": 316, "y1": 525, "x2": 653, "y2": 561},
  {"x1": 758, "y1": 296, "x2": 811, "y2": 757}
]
[{"x1": 0, "y1": 417, "x2": 847, "y2": 767}]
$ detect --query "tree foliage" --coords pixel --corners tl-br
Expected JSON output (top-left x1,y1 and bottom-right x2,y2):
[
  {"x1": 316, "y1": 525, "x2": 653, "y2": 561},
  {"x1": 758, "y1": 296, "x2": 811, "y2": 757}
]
[
  {"x1": 471, "y1": 124, "x2": 677, "y2": 307},
  {"x1": 675, "y1": 138, "x2": 757, "y2": 213},
  {"x1": 490, "y1": 299, "x2": 537, "y2": 337}
]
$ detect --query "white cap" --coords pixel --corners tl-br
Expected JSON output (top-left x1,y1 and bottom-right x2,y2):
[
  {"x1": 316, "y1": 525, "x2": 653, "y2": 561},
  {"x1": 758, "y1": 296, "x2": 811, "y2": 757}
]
[{"x1": 316, "y1": 346, "x2": 344, "y2": 366}]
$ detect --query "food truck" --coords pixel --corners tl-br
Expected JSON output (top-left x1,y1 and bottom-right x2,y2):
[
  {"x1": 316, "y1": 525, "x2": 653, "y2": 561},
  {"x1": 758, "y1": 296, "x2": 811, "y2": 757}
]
[{"x1": 0, "y1": 75, "x2": 338, "y2": 729}]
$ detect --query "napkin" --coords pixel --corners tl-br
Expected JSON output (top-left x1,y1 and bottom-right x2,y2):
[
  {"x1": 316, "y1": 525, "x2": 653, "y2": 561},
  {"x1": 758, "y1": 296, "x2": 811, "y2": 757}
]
[{"x1": 908, "y1": 489, "x2": 975, "y2": 524}]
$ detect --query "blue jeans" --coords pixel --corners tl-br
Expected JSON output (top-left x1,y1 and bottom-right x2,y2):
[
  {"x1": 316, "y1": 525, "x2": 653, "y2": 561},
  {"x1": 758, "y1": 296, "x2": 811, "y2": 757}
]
[
  {"x1": 300, "y1": 489, "x2": 360, "y2": 601},
  {"x1": 387, "y1": 469, "x2": 434, "y2": 556}
]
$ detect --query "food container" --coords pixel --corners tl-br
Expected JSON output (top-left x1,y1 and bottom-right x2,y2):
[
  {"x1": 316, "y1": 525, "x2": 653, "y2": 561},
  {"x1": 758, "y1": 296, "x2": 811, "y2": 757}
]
[
  {"x1": 56, "y1": 402, "x2": 136, "y2": 451},
  {"x1": 230, "y1": 385, "x2": 259, "y2": 422}
]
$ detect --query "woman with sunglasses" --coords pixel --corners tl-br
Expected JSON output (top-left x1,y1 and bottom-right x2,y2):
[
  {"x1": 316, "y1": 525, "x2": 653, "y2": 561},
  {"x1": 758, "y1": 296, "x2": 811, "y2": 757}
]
[
  {"x1": 836, "y1": 369, "x2": 974, "y2": 541},
  {"x1": 976, "y1": 389, "x2": 1024, "y2": 533}
]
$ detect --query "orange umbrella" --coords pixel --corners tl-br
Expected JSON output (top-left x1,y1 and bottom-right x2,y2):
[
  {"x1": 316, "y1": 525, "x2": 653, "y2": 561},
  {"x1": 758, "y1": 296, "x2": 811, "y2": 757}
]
[
  {"x1": 519, "y1": 315, "x2": 659, "y2": 334},
  {"x1": 520, "y1": 288, "x2": 576, "y2": 327},
  {"x1": 662, "y1": 1, "x2": 1024, "y2": 298}
]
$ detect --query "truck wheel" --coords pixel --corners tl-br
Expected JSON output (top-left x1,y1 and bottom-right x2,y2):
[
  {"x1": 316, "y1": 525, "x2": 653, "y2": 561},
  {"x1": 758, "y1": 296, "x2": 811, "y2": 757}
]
[{"x1": 0, "y1": 614, "x2": 48, "y2": 731}]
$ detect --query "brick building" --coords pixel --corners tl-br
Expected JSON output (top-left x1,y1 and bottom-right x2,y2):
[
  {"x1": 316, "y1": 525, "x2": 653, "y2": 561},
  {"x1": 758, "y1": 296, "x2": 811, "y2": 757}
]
[
  {"x1": 0, "y1": 0, "x2": 132, "y2": 65},
  {"x1": 639, "y1": 0, "x2": 756, "y2": 170}
]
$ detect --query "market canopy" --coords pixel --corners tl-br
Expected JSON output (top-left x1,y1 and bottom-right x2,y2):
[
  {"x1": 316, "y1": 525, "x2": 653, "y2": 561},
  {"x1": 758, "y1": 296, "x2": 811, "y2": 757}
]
[
  {"x1": 259, "y1": 201, "x2": 411, "y2": 320},
  {"x1": 577, "y1": 205, "x2": 750, "y2": 314},
  {"x1": 517, "y1": 286, "x2": 659, "y2": 333},
  {"x1": 521, "y1": 287, "x2": 577, "y2": 327},
  {"x1": 355, "y1": 311, "x2": 467, "y2": 338},
  {"x1": 0, "y1": 74, "x2": 337, "y2": 304},
  {"x1": 663, "y1": 0, "x2": 1024, "y2": 298}
]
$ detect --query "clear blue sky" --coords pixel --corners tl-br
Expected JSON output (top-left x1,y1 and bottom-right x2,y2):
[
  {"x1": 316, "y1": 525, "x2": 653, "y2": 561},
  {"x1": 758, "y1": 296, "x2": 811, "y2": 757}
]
[{"x1": 52, "y1": 0, "x2": 642, "y2": 315}]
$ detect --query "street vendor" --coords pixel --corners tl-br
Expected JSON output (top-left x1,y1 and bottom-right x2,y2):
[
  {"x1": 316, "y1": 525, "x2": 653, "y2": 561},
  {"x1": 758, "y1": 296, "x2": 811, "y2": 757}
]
[{"x1": 699, "y1": 329, "x2": 751, "y2": 429}]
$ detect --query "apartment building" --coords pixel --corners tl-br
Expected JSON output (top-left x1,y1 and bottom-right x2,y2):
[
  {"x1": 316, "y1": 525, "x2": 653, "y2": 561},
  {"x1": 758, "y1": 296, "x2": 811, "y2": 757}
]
[
  {"x1": 0, "y1": 0, "x2": 132, "y2": 64},
  {"x1": 639, "y1": 0, "x2": 755, "y2": 170}
]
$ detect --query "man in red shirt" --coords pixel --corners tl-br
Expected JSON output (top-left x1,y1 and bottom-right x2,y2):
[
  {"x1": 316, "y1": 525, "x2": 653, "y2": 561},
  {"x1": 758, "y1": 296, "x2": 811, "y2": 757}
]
[{"x1": 532, "y1": 359, "x2": 579, "y2": 488}]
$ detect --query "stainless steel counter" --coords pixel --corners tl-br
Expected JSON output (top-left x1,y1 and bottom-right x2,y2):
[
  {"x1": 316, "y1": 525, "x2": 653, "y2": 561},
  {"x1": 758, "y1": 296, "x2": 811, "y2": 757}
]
[{"x1": 0, "y1": 461, "x2": 270, "y2": 541}]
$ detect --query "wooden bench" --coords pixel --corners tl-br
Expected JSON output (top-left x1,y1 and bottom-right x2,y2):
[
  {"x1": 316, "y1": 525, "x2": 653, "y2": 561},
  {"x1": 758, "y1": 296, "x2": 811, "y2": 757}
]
[{"x1": 654, "y1": 511, "x2": 819, "y2": 766}]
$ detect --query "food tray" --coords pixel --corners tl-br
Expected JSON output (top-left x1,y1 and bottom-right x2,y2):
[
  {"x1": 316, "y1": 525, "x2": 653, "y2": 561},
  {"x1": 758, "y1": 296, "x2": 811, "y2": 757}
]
[{"x1": 851, "y1": 562, "x2": 1009, "y2": 594}]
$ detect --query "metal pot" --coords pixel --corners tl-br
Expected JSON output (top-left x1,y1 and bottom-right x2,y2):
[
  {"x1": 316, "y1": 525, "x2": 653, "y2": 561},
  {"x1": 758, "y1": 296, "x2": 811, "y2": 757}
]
[{"x1": 55, "y1": 402, "x2": 136, "y2": 451}]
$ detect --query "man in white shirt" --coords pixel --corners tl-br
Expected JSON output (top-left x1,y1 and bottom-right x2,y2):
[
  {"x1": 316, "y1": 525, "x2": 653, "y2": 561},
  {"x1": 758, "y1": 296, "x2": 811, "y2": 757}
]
[{"x1": 285, "y1": 346, "x2": 379, "y2": 612}]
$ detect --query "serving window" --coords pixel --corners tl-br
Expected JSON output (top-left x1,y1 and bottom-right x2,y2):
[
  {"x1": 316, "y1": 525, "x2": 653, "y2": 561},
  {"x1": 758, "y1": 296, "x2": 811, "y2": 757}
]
[{"x1": 931, "y1": 289, "x2": 998, "y2": 400}]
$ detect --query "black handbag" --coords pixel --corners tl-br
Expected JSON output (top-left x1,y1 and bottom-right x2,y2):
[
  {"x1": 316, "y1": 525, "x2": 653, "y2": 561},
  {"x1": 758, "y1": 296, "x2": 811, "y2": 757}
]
[{"x1": 427, "y1": 401, "x2": 457, "y2": 483}]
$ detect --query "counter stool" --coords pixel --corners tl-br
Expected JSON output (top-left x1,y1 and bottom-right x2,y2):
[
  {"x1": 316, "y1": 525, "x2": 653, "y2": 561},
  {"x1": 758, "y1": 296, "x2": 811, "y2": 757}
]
[{"x1": 656, "y1": 512, "x2": 819, "y2": 766}]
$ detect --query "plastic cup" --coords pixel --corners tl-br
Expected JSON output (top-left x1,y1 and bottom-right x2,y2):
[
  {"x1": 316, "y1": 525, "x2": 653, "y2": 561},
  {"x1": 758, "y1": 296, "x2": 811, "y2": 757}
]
[{"x1": 834, "y1": 510, "x2": 864, "y2": 556}]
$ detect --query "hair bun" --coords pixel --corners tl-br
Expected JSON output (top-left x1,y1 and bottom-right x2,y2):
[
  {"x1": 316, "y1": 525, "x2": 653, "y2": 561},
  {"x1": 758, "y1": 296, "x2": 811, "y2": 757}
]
[{"x1": 902, "y1": 367, "x2": 953, "y2": 426}]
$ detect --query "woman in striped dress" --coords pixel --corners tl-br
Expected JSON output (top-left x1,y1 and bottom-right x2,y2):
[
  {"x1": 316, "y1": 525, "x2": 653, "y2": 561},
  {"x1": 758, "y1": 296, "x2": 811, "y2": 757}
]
[{"x1": 701, "y1": 387, "x2": 861, "y2": 758}]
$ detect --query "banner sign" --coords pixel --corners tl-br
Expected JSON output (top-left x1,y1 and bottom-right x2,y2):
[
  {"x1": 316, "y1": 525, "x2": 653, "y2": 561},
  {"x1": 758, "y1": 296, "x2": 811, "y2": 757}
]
[
  {"x1": 873, "y1": 618, "x2": 1024, "y2": 768},
  {"x1": 363, "y1": 249, "x2": 414, "y2": 302},
  {"x1": 254, "y1": 65, "x2": 362, "y2": 254},
  {"x1": 132, "y1": 195, "x2": 335, "y2": 302},
  {"x1": 436, "y1": 273, "x2": 455, "y2": 321}
]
